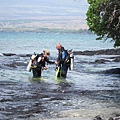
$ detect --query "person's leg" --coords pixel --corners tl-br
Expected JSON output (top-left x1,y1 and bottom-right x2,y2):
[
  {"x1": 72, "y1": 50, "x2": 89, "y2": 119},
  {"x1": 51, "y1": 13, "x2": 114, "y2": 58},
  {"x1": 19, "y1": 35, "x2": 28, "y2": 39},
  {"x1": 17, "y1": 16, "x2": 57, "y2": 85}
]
[
  {"x1": 61, "y1": 64, "x2": 68, "y2": 78},
  {"x1": 32, "y1": 68, "x2": 41, "y2": 78}
]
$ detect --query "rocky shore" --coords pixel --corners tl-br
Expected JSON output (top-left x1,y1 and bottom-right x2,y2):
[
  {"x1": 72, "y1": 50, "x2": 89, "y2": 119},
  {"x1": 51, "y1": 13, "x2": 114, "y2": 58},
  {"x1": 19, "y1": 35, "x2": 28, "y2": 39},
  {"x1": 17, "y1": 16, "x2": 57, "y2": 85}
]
[
  {"x1": 2, "y1": 48, "x2": 120, "y2": 56},
  {"x1": 74, "y1": 48, "x2": 120, "y2": 74},
  {"x1": 73, "y1": 48, "x2": 120, "y2": 56}
]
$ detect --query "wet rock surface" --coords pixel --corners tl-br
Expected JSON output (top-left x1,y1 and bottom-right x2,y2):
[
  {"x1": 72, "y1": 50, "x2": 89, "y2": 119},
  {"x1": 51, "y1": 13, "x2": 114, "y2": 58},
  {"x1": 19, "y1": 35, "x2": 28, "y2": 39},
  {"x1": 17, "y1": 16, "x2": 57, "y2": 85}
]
[
  {"x1": 74, "y1": 48, "x2": 120, "y2": 56},
  {"x1": 74, "y1": 48, "x2": 120, "y2": 74},
  {"x1": 103, "y1": 68, "x2": 120, "y2": 74}
]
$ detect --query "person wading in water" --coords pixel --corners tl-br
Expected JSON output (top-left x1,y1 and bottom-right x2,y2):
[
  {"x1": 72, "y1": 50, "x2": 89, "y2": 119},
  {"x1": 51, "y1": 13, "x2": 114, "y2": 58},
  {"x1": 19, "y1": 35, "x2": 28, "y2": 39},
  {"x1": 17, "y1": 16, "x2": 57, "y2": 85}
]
[
  {"x1": 55, "y1": 43, "x2": 71, "y2": 78},
  {"x1": 31, "y1": 50, "x2": 55, "y2": 78}
]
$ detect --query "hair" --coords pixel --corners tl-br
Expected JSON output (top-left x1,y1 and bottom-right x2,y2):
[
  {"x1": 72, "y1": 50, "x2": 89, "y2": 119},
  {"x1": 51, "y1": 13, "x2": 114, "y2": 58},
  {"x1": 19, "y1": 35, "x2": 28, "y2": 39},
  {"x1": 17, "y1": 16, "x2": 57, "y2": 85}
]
[{"x1": 43, "y1": 50, "x2": 50, "y2": 55}]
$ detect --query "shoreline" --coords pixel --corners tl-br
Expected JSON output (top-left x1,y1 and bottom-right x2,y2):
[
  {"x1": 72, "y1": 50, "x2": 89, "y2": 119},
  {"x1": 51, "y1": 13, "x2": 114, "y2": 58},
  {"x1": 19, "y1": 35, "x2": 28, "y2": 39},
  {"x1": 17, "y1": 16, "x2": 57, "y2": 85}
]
[
  {"x1": 2, "y1": 48, "x2": 120, "y2": 56},
  {"x1": 73, "y1": 48, "x2": 120, "y2": 56},
  {"x1": 74, "y1": 48, "x2": 120, "y2": 74}
]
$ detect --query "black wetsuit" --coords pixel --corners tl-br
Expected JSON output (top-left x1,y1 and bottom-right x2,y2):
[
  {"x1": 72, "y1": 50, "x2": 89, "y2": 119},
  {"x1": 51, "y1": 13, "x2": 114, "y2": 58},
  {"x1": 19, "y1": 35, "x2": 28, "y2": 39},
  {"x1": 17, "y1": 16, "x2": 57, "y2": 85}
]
[
  {"x1": 57, "y1": 47, "x2": 70, "y2": 78},
  {"x1": 32, "y1": 54, "x2": 54, "y2": 78}
]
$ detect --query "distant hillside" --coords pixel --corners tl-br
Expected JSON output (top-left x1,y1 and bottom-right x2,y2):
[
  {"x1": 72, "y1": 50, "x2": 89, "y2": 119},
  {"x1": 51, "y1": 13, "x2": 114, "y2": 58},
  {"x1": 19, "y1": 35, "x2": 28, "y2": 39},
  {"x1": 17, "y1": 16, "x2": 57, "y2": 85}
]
[{"x1": 0, "y1": 16, "x2": 89, "y2": 33}]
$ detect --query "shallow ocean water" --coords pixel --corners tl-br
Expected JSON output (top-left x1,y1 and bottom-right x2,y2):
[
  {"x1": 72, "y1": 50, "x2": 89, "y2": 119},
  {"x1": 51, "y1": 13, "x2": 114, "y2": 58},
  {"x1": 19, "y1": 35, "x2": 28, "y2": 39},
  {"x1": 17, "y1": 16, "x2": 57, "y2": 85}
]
[{"x1": 0, "y1": 32, "x2": 120, "y2": 119}]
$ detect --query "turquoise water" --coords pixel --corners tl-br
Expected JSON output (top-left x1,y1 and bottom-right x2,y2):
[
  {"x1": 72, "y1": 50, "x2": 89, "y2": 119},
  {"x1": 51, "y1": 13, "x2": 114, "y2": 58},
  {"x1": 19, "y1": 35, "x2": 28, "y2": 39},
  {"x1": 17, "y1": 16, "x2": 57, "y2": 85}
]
[
  {"x1": 0, "y1": 32, "x2": 119, "y2": 119},
  {"x1": 0, "y1": 32, "x2": 114, "y2": 55}
]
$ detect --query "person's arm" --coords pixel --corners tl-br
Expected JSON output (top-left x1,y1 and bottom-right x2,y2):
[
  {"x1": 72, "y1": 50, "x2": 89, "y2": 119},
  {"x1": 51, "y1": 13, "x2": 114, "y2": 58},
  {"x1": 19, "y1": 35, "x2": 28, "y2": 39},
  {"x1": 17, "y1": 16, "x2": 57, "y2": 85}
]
[{"x1": 45, "y1": 57, "x2": 55, "y2": 64}]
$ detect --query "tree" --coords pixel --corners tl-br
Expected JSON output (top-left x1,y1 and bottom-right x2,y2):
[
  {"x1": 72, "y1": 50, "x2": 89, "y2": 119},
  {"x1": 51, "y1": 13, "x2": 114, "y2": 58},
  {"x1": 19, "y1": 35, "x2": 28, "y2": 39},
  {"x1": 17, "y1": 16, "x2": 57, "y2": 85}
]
[{"x1": 86, "y1": 0, "x2": 120, "y2": 47}]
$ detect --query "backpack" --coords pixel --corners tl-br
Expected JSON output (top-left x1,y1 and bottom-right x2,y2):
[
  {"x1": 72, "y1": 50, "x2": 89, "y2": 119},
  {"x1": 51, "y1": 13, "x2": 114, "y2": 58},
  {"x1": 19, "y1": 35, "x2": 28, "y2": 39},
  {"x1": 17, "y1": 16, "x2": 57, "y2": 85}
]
[
  {"x1": 64, "y1": 50, "x2": 71, "y2": 66},
  {"x1": 64, "y1": 49, "x2": 74, "y2": 70},
  {"x1": 31, "y1": 54, "x2": 42, "y2": 68}
]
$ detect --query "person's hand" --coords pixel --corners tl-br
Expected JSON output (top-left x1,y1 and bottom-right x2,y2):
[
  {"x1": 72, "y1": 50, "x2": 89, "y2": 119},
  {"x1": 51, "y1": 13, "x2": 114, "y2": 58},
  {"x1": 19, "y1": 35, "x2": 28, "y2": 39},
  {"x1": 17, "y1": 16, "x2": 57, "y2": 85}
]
[
  {"x1": 55, "y1": 61, "x2": 58, "y2": 65},
  {"x1": 43, "y1": 67, "x2": 47, "y2": 70}
]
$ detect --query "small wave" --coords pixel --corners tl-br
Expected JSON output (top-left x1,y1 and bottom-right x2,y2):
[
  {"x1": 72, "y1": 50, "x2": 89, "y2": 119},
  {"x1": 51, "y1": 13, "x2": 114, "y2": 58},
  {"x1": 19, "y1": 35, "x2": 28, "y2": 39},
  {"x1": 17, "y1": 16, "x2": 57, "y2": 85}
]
[{"x1": 0, "y1": 53, "x2": 3, "y2": 56}]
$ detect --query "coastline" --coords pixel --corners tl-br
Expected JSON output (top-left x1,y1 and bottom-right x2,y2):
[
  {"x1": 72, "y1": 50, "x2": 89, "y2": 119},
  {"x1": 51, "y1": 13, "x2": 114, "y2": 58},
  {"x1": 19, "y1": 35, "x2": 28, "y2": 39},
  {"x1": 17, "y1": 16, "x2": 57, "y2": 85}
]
[
  {"x1": 2, "y1": 48, "x2": 120, "y2": 56},
  {"x1": 2, "y1": 48, "x2": 120, "y2": 74},
  {"x1": 73, "y1": 48, "x2": 120, "y2": 56},
  {"x1": 0, "y1": 17, "x2": 88, "y2": 32}
]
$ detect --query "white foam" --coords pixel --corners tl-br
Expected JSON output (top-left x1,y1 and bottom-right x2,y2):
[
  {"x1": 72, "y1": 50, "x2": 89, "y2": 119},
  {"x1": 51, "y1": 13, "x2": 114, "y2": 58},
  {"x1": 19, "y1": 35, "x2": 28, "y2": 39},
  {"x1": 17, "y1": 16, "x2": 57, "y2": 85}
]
[{"x1": 0, "y1": 53, "x2": 3, "y2": 56}]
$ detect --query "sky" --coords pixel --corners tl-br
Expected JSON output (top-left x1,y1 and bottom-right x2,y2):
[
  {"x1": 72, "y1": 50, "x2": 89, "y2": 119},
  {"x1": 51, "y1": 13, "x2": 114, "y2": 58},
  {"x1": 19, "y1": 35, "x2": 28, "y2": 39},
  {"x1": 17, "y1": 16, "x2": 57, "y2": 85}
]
[{"x1": 0, "y1": 0, "x2": 89, "y2": 20}]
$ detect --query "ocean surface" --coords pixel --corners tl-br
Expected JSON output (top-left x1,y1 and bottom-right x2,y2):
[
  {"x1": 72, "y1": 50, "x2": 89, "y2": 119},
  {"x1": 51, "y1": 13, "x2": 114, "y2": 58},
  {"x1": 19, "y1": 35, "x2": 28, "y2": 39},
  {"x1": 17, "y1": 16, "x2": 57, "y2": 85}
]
[
  {"x1": 0, "y1": 32, "x2": 114, "y2": 55},
  {"x1": 0, "y1": 32, "x2": 120, "y2": 120}
]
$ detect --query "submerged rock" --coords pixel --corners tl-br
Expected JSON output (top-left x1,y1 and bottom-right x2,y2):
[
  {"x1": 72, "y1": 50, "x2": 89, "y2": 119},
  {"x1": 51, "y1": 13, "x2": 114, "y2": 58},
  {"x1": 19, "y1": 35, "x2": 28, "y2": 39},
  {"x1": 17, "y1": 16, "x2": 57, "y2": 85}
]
[
  {"x1": 113, "y1": 57, "x2": 120, "y2": 62},
  {"x1": 4, "y1": 63, "x2": 17, "y2": 68},
  {"x1": 94, "y1": 115, "x2": 102, "y2": 120},
  {"x1": 2, "y1": 53, "x2": 16, "y2": 56},
  {"x1": 95, "y1": 59, "x2": 110, "y2": 64},
  {"x1": 104, "y1": 68, "x2": 120, "y2": 74},
  {"x1": 109, "y1": 117, "x2": 114, "y2": 120}
]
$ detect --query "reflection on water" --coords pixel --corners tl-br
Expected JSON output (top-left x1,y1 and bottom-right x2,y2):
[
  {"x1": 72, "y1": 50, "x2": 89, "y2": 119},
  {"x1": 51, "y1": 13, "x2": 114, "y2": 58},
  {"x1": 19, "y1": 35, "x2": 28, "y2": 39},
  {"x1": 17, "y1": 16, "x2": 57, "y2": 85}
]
[{"x1": 0, "y1": 54, "x2": 120, "y2": 120}]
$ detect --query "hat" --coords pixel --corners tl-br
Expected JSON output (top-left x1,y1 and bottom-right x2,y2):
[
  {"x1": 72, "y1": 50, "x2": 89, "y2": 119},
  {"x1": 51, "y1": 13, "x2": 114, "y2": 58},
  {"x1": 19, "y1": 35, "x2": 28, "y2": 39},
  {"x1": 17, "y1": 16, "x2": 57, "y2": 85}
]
[{"x1": 43, "y1": 50, "x2": 50, "y2": 55}]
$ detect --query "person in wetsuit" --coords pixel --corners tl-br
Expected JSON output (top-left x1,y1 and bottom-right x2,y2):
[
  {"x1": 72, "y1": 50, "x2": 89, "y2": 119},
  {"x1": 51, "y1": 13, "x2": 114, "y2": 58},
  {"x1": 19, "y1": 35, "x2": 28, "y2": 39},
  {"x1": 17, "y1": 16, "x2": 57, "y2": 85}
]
[
  {"x1": 31, "y1": 50, "x2": 55, "y2": 78},
  {"x1": 55, "y1": 43, "x2": 70, "y2": 78}
]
